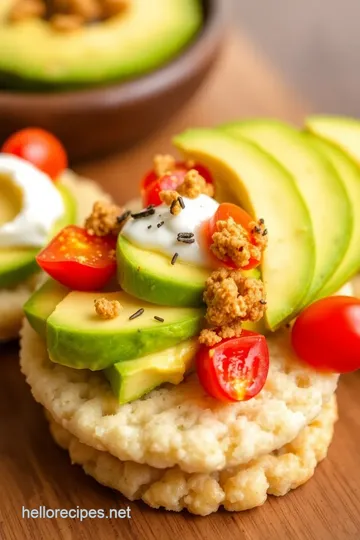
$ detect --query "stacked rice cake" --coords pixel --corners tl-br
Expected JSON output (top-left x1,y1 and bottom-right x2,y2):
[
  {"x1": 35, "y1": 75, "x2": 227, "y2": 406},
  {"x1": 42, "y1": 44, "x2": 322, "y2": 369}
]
[{"x1": 20, "y1": 320, "x2": 338, "y2": 516}]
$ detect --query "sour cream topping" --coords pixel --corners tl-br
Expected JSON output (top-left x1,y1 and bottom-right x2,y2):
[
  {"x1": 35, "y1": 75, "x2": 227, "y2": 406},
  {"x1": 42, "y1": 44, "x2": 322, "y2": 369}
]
[
  {"x1": 0, "y1": 154, "x2": 64, "y2": 248},
  {"x1": 122, "y1": 195, "x2": 219, "y2": 267}
]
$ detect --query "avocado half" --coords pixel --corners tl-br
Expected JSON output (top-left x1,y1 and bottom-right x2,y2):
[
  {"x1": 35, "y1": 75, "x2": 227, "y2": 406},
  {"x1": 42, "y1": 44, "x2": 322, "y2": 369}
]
[{"x1": 0, "y1": 0, "x2": 202, "y2": 89}]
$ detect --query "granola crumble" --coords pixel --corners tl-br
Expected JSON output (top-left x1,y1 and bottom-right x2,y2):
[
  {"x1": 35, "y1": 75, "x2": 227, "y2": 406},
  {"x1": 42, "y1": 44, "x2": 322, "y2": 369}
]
[
  {"x1": 159, "y1": 190, "x2": 182, "y2": 216},
  {"x1": 85, "y1": 201, "x2": 126, "y2": 237},
  {"x1": 94, "y1": 298, "x2": 122, "y2": 320},
  {"x1": 178, "y1": 169, "x2": 214, "y2": 199},
  {"x1": 211, "y1": 217, "x2": 267, "y2": 268},
  {"x1": 153, "y1": 154, "x2": 176, "y2": 177},
  {"x1": 199, "y1": 321, "x2": 243, "y2": 347},
  {"x1": 203, "y1": 268, "x2": 266, "y2": 328}
]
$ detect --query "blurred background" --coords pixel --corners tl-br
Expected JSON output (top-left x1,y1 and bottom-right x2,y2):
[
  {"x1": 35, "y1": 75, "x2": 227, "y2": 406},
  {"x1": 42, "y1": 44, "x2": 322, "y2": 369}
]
[{"x1": 234, "y1": 0, "x2": 357, "y2": 115}]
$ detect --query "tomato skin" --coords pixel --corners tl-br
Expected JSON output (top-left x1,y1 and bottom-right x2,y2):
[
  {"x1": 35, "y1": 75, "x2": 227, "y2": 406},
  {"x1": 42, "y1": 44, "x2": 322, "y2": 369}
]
[
  {"x1": 36, "y1": 226, "x2": 117, "y2": 291},
  {"x1": 203, "y1": 203, "x2": 261, "y2": 270},
  {"x1": 292, "y1": 296, "x2": 360, "y2": 373},
  {"x1": 1, "y1": 128, "x2": 68, "y2": 180},
  {"x1": 196, "y1": 331, "x2": 269, "y2": 402},
  {"x1": 141, "y1": 162, "x2": 214, "y2": 207}
]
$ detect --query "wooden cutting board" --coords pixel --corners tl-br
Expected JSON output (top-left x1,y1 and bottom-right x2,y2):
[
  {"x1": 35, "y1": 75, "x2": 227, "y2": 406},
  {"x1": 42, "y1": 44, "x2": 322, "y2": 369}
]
[{"x1": 1, "y1": 35, "x2": 359, "y2": 540}]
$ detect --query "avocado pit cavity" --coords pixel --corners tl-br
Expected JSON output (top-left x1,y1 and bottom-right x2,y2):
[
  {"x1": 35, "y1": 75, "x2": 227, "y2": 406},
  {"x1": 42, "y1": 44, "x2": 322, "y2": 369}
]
[{"x1": 8, "y1": 0, "x2": 130, "y2": 32}]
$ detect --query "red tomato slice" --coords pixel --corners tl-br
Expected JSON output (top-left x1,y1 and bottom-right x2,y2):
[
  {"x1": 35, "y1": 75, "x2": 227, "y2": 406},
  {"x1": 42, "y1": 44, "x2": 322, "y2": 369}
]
[
  {"x1": 196, "y1": 331, "x2": 269, "y2": 402},
  {"x1": 36, "y1": 226, "x2": 117, "y2": 291},
  {"x1": 203, "y1": 203, "x2": 261, "y2": 270},
  {"x1": 292, "y1": 296, "x2": 360, "y2": 373},
  {"x1": 1, "y1": 128, "x2": 68, "y2": 181},
  {"x1": 141, "y1": 162, "x2": 214, "y2": 207}
]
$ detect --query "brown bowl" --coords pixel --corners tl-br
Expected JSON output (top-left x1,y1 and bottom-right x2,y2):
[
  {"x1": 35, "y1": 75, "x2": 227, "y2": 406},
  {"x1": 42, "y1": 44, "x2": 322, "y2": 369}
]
[{"x1": 0, "y1": 0, "x2": 227, "y2": 163}]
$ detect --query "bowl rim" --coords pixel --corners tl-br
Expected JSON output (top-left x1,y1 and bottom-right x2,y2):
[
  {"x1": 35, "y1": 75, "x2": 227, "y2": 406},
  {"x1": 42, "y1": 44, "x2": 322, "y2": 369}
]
[{"x1": 0, "y1": 0, "x2": 228, "y2": 109}]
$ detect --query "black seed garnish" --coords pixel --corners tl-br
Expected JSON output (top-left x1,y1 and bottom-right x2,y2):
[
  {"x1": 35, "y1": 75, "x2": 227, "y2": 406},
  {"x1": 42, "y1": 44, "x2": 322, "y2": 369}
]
[
  {"x1": 178, "y1": 237, "x2": 195, "y2": 244},
  {"x1": 154, "y1": 316, "x2": 164, "y2": 323},
  {"x1": 262, "y1": 229, "x2": 268, "y2": 236},
  {"x1": 177, "y1": 232, "x2": 194, "y2": 239},
  {"x1": 178, "y1": 196, "x2": 185, "y2": 209},
  {"x1": 129, "y1": 308, "x2": 144, "y2": 320},
  {"x1": 259, "y1": 218, "x2": 265, "y2": 225},
  {"x1": 253, "y1": 226, "x2": 262, "y2": 234},
  {"x1": 157, "y1": 221, "x2": 165, "y2": 228},
  {"x1": 171, "y1": 253, "x2": 179, "y2": 265},
  {"x1": 260, "y1": 299, "x2": 267, "y2": 305},
  {"x1": 131, "y1": 208, "x2": 155, "y2": 219},
  {"x1": 117, "y1": 210, "x2": 131, "y2": 224},
  {"x1": 147, "y1": 225, "x2": 152, "y2": 229}
]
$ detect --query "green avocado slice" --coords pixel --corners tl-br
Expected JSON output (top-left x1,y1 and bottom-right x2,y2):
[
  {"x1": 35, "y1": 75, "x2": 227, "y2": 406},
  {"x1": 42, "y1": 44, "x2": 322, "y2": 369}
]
[
  {"x1": 305, "y1": 134, "x2": 360, "y2": 297},
  {"x1": 117, "y1": 235, "x2": 210, "y2": 307},
  {"x1": 174, "y1": 128, "x2": 315, "y2": 330},
  {"x1": 305, "y1": 115, "x2": 360, "y2": 166},
  {"x1": 24, "y1": 278, "x2": 69, "y2": 339},
  {"x1": 0, "y1": 182, "x2": 76, "y2": 288},
  {"x1": 221, "y1": 120, "x2": 352, "y2": 309},
  {"x1": 105, "y1": 338, "x2": 198, "y2": 404},
  {"x1": 0, "y1": 0, "x2": 202, "y2": 89},
  {"x1": 47, "y1": 290, "x2": 205, "y2": 370}
]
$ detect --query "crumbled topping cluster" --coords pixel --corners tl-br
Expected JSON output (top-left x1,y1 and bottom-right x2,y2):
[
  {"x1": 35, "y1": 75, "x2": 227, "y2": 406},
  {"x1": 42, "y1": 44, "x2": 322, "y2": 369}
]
[
  {"x1": 211, "y1": 217, "x2": 268, "y2": 269},
  {"x1": 153, "y1": 154, "x2": 176, "y2": 177},
  {"x1": 85, "y1": 201, "x2": 127, "y2": 237},
  {"x1": 200, "y1": 268, "x2": 267, "y2": 347},
  {"x1": 94, "y1": 298, "x2": 123, "y2": 320},
  {"x1": 8, "y1": 0, "x2": 129, "y2": 32},
  {"x1": 159, "y1": 169, "x2": 214, "y2": 216}
]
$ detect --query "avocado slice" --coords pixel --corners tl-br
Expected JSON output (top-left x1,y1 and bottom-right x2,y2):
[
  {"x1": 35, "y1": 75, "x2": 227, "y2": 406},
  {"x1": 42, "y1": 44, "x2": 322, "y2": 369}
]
[
  {"x1": 222, "y1": 120, "x2": 352, "y2": 307},
  {"x1": 24, "y1": 278, "x2": 69, "y2": 339},
  {"x1": 47, "y1": 290, "x2": 204, "y2": 370},
  {"x1": 305, "y1": 134, "x2": 360, "y2": 297},
  {"x1": 174, "y1": 129, "x2": 315, "y2": 330},
  {"x1": 105, "y1": 338, "x2": 198, "y2": 404},
  {"x1": 117, "y1": 235, "x2": 210, "y2": 307},
  {"x1": 0, "y1": 182, "x2": 76, "y2": 288},
  {"x1": 306, "y1": 116, "x2": 360, "y2": 165},
  {"x1": 0, "y1": 0, "x2": 202, "y2": 89}
]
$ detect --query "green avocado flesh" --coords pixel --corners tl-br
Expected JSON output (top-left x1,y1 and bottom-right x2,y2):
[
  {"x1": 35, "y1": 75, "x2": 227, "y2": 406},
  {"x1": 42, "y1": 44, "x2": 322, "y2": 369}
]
[
  {"x1": 24, "y1": 279, "x2": 69, "y2": 339},
  {"x1": 117, "y1": 235, "x2": 210, "y2": 307},
  {"x1": 174, "y1": 129, "x2": 315, "y2": 330},
  {"x1": 105, "y1": 338, "x2": 198, "y2": 404},
  {"x1": 0, "y1": 182, "x2": 76, "y2": 288},
  {"x1": 221, "y1": 120, "x2": 352, "y2": 308},
  {"x1": 0, "y1": 0, "x2": 202, "y2": 89},
  {"x1": 306, "y1": 116, "x2": 360, "y2": 166},
  {"x1": 305, "y1": 134, "x2": 360, "y2": 297},
  {"x1": 47, "y1": 290, "x2": 205, "y2": 370}
]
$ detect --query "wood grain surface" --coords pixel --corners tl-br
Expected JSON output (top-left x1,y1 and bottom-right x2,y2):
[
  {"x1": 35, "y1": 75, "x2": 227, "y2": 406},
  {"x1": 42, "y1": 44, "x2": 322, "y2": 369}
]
[{"x1": 1, "y1": 35, "x2": 359, "y2": 540}]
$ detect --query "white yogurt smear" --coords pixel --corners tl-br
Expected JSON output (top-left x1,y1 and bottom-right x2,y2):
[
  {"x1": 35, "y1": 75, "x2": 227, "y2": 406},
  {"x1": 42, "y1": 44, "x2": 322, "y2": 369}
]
[
  {"x1": 122, "y1": 195, "x2": 219, "y2": 267},
  {"x1": 0, "y1": 154, "x2": 64, "y2": 248}
]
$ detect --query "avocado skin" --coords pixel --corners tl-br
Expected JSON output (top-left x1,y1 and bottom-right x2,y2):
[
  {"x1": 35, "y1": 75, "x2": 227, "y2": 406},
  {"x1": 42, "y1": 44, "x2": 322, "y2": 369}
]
[
  {"x1": 47, "y1": 312, "x2": 204, "y2": 371},
  {"x1": 0, "y1": 182, "x2": 76, "y2": 288},
  {"x1": 117, "y1": 236, "x2": 209, "y2": 308},
  {"x1": 24, "y1": 279, "x2": 69, "y2": 339}
]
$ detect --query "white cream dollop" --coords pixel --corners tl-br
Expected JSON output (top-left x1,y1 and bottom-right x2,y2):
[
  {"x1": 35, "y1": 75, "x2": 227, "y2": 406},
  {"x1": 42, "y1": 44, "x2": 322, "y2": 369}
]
[
  {"x1": 0, "y1": 154, "x2": 64, "y2": 248},
  {"x1": 122, "y1": 194, "x2": 219, "y2": 267}
]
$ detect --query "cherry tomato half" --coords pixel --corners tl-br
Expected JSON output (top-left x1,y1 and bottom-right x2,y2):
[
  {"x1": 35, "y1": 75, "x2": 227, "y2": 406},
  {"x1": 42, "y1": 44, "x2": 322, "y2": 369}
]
[
  {"x1": 1, "y1": 128, "x2": 68, "y2": 180},
  {"x1": 203, "y1": 203, "x2": 261, "y2": 270},
  {"x1": 196, "y1": 331, "x2": 269, "y2": 401},
  {"x1": 36, "y1": 226, "x2": 117, "y2": 291},
  {"x1": 141, "y1": 162, "x2": 214, "y2": 207},
  {"x1": 292, "y1": 296, "x2": 360, "y2": 373}
]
